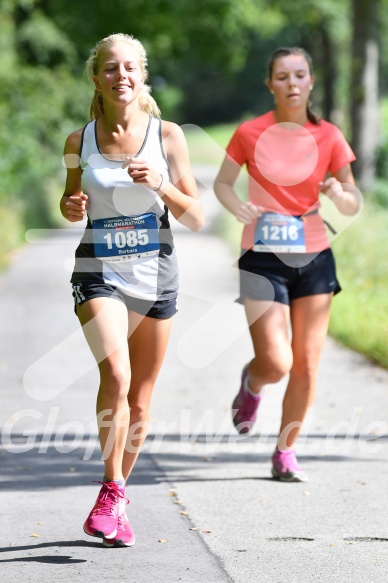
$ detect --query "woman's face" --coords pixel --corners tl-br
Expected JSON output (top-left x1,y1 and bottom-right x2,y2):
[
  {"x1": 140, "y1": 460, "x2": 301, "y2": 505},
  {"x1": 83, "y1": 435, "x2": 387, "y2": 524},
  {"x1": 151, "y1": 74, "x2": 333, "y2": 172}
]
[
  {"x1": 93, "y1": 43, "x2": 144, "y2": 107},
  {"x1": 267, "y1": 54, "x2": 314, "y2": 112}
]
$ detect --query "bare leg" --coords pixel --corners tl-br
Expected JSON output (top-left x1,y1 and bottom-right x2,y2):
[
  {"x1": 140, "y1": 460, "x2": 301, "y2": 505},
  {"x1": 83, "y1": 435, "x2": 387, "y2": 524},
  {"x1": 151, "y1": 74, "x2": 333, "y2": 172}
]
[
  {"x1": 243, "y1": 298, "x2": 293, "y2": 393},
  {"x1": 122, "y1": 314, "x2": 172, "y2": 480},
  {"x1": 277, "y1": 293, "x2": 332, "y2": 450},
  {"x1": 76, "y1": 297, "x2": 132, "y2": 481}
]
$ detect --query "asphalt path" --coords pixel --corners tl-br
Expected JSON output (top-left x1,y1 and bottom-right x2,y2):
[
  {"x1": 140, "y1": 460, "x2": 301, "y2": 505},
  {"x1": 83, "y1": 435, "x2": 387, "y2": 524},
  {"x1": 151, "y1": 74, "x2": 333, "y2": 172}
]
[{"x1": 1, "y1": 165, "x2": 388, "y2": 582}]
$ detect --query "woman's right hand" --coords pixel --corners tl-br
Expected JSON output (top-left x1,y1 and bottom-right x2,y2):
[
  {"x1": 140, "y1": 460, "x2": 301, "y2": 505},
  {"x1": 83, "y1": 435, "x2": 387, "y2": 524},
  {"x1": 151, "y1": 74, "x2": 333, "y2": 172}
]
[
  {"x1": 61, "y1": 193, "x2": 89, "y2": 222},
  {"x1": 235, "y1": 202, "x2": 263, "y2": 224}
]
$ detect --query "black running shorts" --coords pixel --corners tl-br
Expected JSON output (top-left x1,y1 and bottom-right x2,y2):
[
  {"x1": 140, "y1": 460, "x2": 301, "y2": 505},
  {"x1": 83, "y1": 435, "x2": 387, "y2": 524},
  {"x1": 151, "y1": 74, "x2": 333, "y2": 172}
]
[
  {"x1": 71, "y1": 282, "x2": 177, "y2": 319},
  {"x1": 238, "y1": 248, "x2": 341, "y2": 306}
]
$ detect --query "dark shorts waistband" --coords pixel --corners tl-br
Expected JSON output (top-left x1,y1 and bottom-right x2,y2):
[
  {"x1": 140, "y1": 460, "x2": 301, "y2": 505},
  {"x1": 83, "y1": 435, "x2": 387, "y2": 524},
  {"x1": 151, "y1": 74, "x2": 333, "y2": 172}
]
[
  {"x1": 71, "y1": 282, "x2": 177, "y2": 319},
  {"x1": 238, "y1": 248, "x2": 341, "y2": 306}
]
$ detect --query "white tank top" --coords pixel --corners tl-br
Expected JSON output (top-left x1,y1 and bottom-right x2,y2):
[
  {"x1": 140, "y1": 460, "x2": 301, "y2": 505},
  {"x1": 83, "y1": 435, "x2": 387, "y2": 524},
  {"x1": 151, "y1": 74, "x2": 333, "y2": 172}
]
[{"x1": 71, "y1": 116, "x2": 179, "y2": 302}]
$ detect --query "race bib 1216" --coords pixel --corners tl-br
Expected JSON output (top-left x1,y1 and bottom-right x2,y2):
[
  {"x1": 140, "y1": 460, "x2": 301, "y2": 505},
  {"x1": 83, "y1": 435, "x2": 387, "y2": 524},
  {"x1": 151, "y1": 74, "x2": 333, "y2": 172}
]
[{"x1": 253, "y1": 212, "x2": 306, "y2": 253}]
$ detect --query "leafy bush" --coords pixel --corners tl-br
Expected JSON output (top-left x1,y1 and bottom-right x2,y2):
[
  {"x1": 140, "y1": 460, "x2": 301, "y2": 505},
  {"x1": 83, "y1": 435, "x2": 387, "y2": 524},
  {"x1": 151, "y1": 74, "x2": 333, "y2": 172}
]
[
  {"x1": 376, "y1": 140, "x2": 388, "y2": 177},
  {"x1": 0, "y1": 5, "x2": 90, "y2": 267},
  {"x1": 366, "y1": 178, "x2": 388, "y2": 209}
]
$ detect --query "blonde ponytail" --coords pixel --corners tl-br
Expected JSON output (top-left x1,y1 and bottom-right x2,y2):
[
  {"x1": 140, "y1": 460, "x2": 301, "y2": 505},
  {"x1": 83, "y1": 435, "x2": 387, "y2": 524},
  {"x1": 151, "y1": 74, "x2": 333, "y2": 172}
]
[
  {"x1": 90, "y1": 90, "x2": 104, "y2": 121},
  {"x1": 139, "y1": 84, "x2": 161, "y2": 118},
  {"x1": 85, "y1": 33, "x2": 161, "y2": 120}
]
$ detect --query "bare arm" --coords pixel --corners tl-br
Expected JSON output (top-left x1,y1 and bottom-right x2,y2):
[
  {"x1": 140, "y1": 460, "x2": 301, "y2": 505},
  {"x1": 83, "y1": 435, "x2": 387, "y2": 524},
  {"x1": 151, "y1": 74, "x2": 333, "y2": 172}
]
[
  {"x1": 122, "y1": 122, "x2": 204, "y2": 232},
  {"x1": 60, "y1": 130, "x2": 89, "y2": 222},
  {"x1": 319, "y1": 164, "x2": 360, "y2": 216},
  {"x1": 213, "y1": 155, "x2": 262, "y2": 224}
]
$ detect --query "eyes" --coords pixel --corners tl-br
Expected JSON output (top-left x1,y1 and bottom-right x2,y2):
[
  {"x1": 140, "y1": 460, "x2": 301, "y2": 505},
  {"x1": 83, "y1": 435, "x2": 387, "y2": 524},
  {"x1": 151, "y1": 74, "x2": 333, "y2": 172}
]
[
  {"x1": 104, "y1": 64, "x2": 137, "y2": 73},
  {"x1": 275, "y1": 73, "x2": 307, "y2": 81}
]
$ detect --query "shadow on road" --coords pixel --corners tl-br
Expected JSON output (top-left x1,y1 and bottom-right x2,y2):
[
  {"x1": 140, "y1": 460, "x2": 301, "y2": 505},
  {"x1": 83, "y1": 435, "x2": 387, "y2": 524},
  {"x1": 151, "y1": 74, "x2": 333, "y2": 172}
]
[
  {"x1": 1, "y1": 430, "x2": 384, "y2": 491},
  {"x1": 0, "y1": 438, "x2": 166, "y2": 491}
]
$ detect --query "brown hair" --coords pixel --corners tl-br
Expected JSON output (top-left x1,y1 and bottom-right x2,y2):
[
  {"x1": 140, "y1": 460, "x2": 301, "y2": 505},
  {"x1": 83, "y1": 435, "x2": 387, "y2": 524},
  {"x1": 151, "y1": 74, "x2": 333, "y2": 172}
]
[
  {"x1": 85, "y1": 33, "x2": 161, "y2": 120},
  {"x1": 268, "y1": 47, "x2": 320, "y2": 125}
]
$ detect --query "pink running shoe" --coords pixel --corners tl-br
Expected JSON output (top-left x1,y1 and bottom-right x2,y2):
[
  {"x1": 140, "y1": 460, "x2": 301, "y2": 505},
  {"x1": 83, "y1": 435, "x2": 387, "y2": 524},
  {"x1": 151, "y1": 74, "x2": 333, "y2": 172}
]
[
  {"x1": 271, "y1": 449, "x2": 308, "y2": 482},
  {"x1": 231, "y1": 364, "x2": 262, "y2": 434},
  {"x1": 83, "y1": 481, "x2": 128, "y2": 539},
  {"x1": 102, "y1": 509, "x2": 135, "y2": 548}
]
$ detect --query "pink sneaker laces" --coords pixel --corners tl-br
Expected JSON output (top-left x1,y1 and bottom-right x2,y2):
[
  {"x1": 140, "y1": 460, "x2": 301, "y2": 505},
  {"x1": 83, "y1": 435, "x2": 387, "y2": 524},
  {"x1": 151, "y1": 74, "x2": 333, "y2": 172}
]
[{"x1": 90, "y1": 481, "x2": 128, "y2": 517}]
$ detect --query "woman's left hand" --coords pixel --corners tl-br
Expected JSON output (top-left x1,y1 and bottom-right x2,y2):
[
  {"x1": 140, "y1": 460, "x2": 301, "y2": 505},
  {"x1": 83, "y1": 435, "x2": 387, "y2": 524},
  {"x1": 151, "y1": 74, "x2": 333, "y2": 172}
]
[
  {"x1": 319, "y1": 174, "x2": 361, "y2": 216},
  {"x1": 319, "y1": 177, "x2": 343, "y2": 200},
  {"x1": 122, "y1": 157, "x2": 162, "y2": 191}
]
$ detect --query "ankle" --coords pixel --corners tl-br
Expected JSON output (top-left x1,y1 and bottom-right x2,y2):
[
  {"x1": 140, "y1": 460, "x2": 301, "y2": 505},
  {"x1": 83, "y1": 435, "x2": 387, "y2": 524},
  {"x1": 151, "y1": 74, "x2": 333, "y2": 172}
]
[
  {"x1": 104, "y1": 476, "x2": 126, "y2": 489},
  {"x1": 275, "y1": 446, "x2": 294, "y2": 454},
  {"x1": 244, "y1": 369, "x2": 262, "y2": 397}
]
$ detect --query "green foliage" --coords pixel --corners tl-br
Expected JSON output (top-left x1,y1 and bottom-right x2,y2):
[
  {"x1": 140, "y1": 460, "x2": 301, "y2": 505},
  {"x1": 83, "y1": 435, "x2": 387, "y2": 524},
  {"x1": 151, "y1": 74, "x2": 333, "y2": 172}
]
[
  {"x1": 330, "y1": 202, "x2": 388, "y2": 368},
  {"x1": 16, "y1": 9, "x2": 76, "y2": 66},
  {"x1": 2, "y1": 0, "x2": 356, "y2": 126},
  {"x1": 0, "y1": 0, "x2": 91, "y2": 267},
  {"x1": 0, "y1": 205, "x2": 25, "y2": 270},
  {"x1": 41, "y1": 0, "x2": 288, "y2": 124},
  {"x1": 0, "y1": 61, "x2": 89, "y2": 224},
  {"x1": 152, "y1": 84, "x2": 184, "y2": 122},
  {"x1": 369, "y1": 98, "x2": 388, "y2": 206},
  {"x1": 367, "y1": 179, "x2": 388, "y2": 208},
  {"x1": 375, "y1": 98, "x2": 388, "y2": 187},
  {"x1": 375, "y1": 142, "x2": 388, "y2": 180}
]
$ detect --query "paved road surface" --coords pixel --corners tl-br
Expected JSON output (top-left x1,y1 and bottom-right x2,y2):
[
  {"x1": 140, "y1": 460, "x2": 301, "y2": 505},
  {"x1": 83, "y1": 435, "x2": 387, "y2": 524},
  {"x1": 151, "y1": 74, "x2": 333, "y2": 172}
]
[{"x1": 1, "y1": 165, "x2": 388, "y2": 582}]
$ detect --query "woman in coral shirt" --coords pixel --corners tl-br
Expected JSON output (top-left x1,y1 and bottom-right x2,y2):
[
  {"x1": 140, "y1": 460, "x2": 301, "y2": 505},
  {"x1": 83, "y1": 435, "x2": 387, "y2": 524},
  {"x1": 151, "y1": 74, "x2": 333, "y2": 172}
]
[{"x1": 214, "y1": 47, "x2": 360, "y2": 482}]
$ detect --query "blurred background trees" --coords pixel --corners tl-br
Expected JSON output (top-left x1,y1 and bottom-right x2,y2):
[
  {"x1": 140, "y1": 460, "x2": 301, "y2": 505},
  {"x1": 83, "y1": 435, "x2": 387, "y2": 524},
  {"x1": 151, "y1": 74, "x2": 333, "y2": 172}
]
[{"x1": 0, "y1": 0, "x2": 387, "y2": 237}]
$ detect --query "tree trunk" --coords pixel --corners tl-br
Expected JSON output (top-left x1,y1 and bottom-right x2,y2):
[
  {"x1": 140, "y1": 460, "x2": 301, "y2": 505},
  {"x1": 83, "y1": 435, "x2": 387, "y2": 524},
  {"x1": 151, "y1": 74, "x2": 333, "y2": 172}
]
[
  {"x1": 320, "y1": 22, "x2": 335, "y2": 122},
  {"x1": 350, "y1": 0, "x2": 380, "y2": 191}
]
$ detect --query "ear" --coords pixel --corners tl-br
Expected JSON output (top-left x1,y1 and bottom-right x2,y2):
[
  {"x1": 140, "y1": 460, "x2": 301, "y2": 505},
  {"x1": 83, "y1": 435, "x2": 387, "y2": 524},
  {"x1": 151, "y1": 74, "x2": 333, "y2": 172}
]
[
  {"x1": 309, "y1": 76, "x2": 315, "y2": 91},
  {"x1": 266, "y1": 79, "x2": 274, "y2": 94}
]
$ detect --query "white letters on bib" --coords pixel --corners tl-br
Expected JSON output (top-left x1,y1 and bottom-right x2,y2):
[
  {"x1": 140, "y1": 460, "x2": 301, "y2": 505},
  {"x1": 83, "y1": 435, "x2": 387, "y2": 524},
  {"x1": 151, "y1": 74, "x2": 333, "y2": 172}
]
[
  {"x1": 253, "y1": 212, "x2": 306, "y2": 253},
  {"x1": 92, "y1": 212, "x2": 160, "y2": 262}
]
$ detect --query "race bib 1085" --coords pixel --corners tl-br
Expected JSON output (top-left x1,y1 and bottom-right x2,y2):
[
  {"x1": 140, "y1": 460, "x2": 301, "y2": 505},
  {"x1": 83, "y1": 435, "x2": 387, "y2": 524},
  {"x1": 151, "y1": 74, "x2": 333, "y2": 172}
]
[{"x1": 92, "y1": 212, "x2": 160, "y2": 262}]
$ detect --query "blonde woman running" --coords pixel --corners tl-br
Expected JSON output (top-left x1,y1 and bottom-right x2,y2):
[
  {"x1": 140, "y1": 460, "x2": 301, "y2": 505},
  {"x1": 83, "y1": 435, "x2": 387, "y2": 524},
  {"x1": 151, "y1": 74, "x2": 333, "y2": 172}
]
[{"x1": 60, "y1": 33, "x2": 203, "y2": 546}]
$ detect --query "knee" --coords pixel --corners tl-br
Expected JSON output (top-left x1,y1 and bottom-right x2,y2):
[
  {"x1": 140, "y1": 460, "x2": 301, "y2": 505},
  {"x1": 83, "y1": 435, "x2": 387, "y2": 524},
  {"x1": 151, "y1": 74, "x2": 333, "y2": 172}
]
[
  {"x1": 252, "y1": 349, "x2": 293, "y2": 384},
  {"x1": 266, "y1": 367, "x2": 289, "y2": 384},
  {"x1": 289, "y1": 351, "x2": 319, "y2": 388},
  {"x1": 128, "y1": 397, "x2": 151, "y2": 422},
  {"x1": 99, "y1": 363, "x2": 131, "y2": 399},
  {"x1": 265, "y1": 360, "x2": 292, "y2": 383},
  {"x1": 127, "y1": 382, "x2": 155, "y2": 422}
]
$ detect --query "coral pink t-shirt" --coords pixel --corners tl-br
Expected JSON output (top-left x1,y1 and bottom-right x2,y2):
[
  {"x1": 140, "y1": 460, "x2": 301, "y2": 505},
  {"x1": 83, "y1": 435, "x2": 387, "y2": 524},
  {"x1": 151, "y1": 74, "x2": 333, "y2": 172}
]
[{"x1": 226, "y1": 111, "x2": 356, "y2": 253}]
